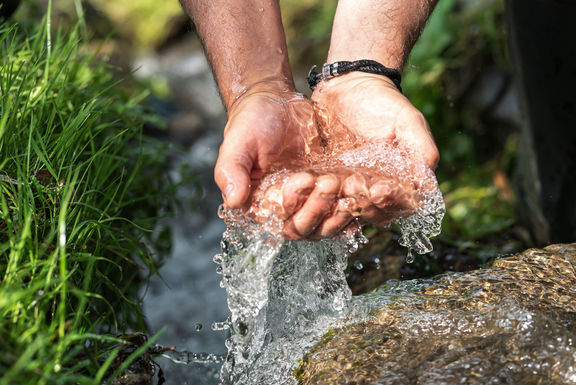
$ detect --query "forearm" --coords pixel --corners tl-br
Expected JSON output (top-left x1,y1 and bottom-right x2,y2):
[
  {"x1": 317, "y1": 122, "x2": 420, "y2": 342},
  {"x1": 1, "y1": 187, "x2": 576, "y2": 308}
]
[
  {"x1": 179, "y1": 0, "x2": 294, "y2": 110},
  {"x1": 328, "y1": 0, "x2": 438, "y2": 71}
]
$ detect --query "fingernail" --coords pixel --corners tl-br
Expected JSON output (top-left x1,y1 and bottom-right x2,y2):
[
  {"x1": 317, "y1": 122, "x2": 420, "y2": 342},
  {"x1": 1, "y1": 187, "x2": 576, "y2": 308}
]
[
  {"x1": 319, "y1": 192, "x2": 338, "y2": 200},
  {"x1": 224, "y1": 184, "x2": 234, "y2": 200},
  {"x1": 295, "y1": 187, "x2": 313, "y2": 196}
]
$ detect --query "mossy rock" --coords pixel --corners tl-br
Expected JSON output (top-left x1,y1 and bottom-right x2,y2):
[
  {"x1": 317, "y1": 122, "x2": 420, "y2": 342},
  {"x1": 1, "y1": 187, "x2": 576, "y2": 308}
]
[{"x1": 298, "y1": 244, "x2": 576, "y2": 384}]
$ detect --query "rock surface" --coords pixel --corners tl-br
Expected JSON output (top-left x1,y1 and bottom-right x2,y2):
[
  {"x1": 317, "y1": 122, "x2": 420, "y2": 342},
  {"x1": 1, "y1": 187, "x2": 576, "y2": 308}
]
[{"x1": 297, "y1": 243, "x2": 576, "y2": 385}]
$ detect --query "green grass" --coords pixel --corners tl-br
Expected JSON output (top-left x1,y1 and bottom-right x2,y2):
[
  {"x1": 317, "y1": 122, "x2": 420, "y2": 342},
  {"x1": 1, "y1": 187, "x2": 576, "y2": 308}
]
[{"x1": 0, "y1": 10, "x2": 174, "y2": 385}]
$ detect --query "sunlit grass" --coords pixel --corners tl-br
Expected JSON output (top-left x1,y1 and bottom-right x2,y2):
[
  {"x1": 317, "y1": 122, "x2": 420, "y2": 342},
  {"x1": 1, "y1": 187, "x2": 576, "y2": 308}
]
[{"x1": 0, "y1": 11, "x2": 173, "y2": 384}]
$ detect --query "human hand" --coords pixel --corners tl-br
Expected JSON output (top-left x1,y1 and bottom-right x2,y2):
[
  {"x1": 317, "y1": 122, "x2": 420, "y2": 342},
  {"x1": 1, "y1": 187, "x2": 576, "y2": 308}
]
[
  {"x1": 216, "y1": 84, "x2": 369, "y2": 240},
  {"x1": 214, "y1": 86, "x2": 317, "y2": 208},
  {"x1": 217, "y1": 73, "x2": 438, "y2": 240},
  {"x1": 216, "y1": 85, "x2": 354, "y2": 240},
  {"x1": 308, "y1": 71, "x2": 439, "y2": 229}
]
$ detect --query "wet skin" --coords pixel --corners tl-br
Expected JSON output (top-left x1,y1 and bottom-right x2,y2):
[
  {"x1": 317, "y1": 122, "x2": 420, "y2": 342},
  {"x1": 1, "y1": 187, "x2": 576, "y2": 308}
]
[{"x1": 214, "y1": 72, "x2": 439, "y2": 240}]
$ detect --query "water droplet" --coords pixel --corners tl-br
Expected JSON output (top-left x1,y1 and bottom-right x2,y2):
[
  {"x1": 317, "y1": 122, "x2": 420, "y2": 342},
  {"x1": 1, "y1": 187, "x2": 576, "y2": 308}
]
[
  {"x1": 218, "y1": 204, "x2": 226, "y2": 219},
  {"x1": 161, "y1": 349, "x2": 225, "y2": 365},
  {"x1": 354, "y1": 260, "x2": 364, "y2": 270},
  {"x1": 333, "y1": 295, "x2": 345, "y2": 311},
  {"x1": 195, "y1": 323, "x2": 203, "y2": 332},
  {"x1": 313, "y1": 270, "x2": 323, "y2": 286},
  {"x1": 216, "y1": 266, "x2": 223, "y2": 275},
  {"x1": 212, "y1": 320, "x2": 230, "y2": 331},
  {"x1": 213, "y1": 253, "x2": 223, "y2": 264},
  {"x1": 406, "y1": 249, "x2": 415, "y2": 264},
  {"x1": 347, "y1": 240, "x2": 359, "y2": 254},
  {"x1": 235, "y1": 320, "x2": 249, "y2": 336}
]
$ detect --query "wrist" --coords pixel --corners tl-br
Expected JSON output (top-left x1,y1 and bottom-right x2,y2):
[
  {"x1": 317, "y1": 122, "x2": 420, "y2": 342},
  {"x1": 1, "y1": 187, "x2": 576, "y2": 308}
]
[
  {"x1": 226, "y1": 78, "x2": 298, "y2": 113},
  {"x1": 312, "y1": 71, "x2": 399, "y2": 96},
  {"x1": 327, "y1": 0, "x2": 438, "y2": 72},
  {"x1": 223, "y1": 75, "x2": 296, "y2": 112},
  {"x1": 326, "y1": 2, "x2": 407, "y2": 71},
  {"x1": 326, "y1": 50, "x2": 404, "y2": 74}
]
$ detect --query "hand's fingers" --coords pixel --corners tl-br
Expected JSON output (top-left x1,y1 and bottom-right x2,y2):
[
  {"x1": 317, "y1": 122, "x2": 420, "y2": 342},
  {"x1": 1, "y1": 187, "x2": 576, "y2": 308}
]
[
  {"x1": 283, "y1": 174, "x2": 340, "y2": 238},
  {"x1": 341, "y1": 173, "x2": 369, "y2": 201},
  {"x1": 214, "y1": 141, "x2": 254, "y2": 209},
  {"x1": 280, "y1": 172, "x2": 316, "y2": 218},
  {"x1": 363, "y1": 179, "x2": 417, "y2": 225},
  {"x1": 341, "y1": 174, "x2": 380, "y2": 218},
  {"x1": 339, "y1": 175, "x2": 417, "y2": 226},
  {"x1": 311, "y1": 198, "x2": 354, "y2": 239},
  {"x1": 369, "y1": 179, "x2": 415, "y2": 211},
  {"x1": 396, "y1": 110, "x2": 439, "y2": 170}
]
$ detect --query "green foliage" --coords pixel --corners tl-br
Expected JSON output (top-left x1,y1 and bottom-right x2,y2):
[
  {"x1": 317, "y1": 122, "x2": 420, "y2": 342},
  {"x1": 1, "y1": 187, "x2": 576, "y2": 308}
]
[
  {"x1": 405, "y1": 0, "x2": 509, "y2": 170},
  {"x1": 14, "y1": 0, "x2": 185, "y2": 54},
  {"x1": 0, "y1": 12, "x2": 173, "y2": 384},
  {"x1": 440, "y1": 171, "x2": 514, "y2": 240},
  {"x1": 88, "y1": 0, "x2": 184, "y2": 50},
  {"x1": 281, "y1": 0, "x2": 337, "y2": 70},
  {"x1": 404, "y1": 0, "x2": 516, "y2": 242}
]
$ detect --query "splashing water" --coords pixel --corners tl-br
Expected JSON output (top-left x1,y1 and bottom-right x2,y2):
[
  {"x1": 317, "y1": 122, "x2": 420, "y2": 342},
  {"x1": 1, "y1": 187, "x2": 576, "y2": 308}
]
[
  {"x1": 214, "y1": 140, "x2": 445, "y2": 384},
  {"x1": 217, "y1": 211, "x2": 362, "y2": 384},
  {"x1": 248, "y1": 141, "x2": 445, "y2": 256}
]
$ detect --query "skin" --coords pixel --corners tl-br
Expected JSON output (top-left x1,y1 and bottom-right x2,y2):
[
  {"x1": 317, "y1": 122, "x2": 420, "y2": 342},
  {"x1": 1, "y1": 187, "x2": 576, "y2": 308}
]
[{"x1": 179, "y1": 0, "x2": 439, "y2": 240}]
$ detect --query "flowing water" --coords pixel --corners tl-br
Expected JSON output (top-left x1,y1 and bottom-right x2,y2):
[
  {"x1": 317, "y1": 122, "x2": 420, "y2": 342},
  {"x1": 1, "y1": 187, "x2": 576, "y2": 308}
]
[
  {"x1": 215, "y1": 141, "x2": 446, "y2": 384},
  {"x1": 139, "y1": 105, "x2": 575, "y2": 385}
]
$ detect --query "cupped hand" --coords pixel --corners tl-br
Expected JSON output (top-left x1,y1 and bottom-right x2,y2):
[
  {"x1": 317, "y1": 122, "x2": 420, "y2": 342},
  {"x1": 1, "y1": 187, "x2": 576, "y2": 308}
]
[
  {"x1": 215, "y1": 86, "x2": 318, "y2": 208},
  {"x1": 216, "y1": 74, "x2": 438, "y2": 240},
  {"x1": 215, "y1": 86, "x2": 349, "y2": 239},
  {"x1": 309, "y1": 71, "x2": 440, "y2": 230}
]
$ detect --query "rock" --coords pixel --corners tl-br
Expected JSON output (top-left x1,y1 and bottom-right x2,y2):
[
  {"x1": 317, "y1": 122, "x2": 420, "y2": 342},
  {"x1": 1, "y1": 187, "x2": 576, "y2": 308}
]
[{"x1": 297, "y1": 243, "x2": 576, "y2": 384}]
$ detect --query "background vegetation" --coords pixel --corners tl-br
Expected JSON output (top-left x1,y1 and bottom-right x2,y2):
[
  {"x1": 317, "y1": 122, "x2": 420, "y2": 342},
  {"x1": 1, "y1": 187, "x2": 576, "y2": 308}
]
[{"x1": 0, "y1": 5, "x2": 175, "y2": 384}]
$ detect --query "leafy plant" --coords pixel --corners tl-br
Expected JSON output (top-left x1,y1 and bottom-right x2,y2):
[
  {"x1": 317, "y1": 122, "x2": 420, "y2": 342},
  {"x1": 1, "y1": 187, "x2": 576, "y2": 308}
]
[{"x1": 0, "y1": 8, "x2": 174, "y2": 384}]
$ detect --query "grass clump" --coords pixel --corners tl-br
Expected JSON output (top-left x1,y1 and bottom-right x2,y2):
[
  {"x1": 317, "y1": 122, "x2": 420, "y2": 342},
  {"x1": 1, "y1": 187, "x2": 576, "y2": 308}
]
[{"x1": 0, "y1": 11, "x2": 174, "y2": 385}]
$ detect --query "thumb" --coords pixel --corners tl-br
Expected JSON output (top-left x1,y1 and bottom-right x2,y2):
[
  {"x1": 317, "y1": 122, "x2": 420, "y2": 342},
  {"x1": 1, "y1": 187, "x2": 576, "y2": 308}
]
[
  {"x1": 214, "y1": 142, "x2": 253, "y2": 209},
  {"x1": 397, "y1": 110, "x2": 439, "y2": 170}
]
